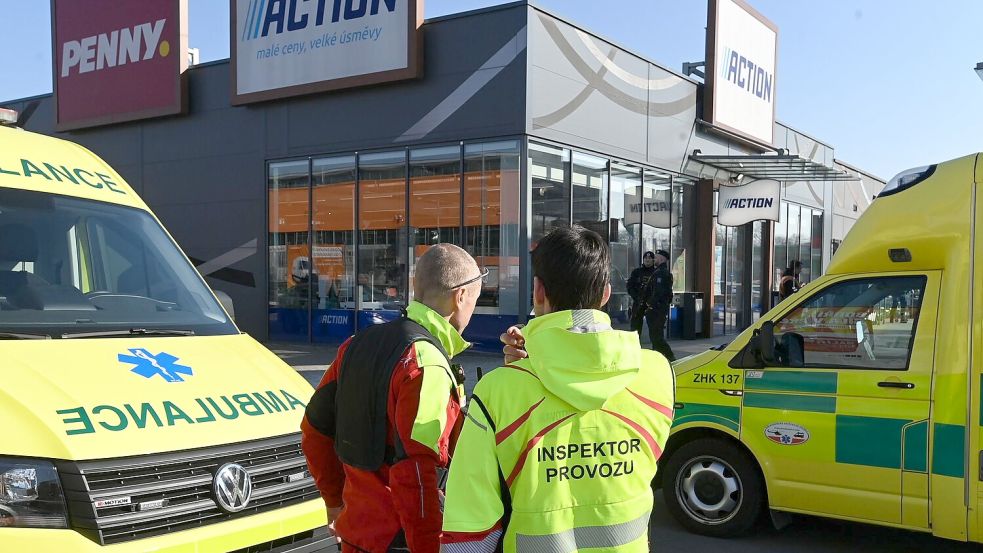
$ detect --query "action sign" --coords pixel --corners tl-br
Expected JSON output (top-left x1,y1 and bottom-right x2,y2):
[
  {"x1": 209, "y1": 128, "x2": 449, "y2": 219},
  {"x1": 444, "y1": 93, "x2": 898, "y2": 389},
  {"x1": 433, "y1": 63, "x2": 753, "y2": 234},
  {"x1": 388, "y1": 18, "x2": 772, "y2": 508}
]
[
  {"x1": 705, "y1": 0, "x2": 778, "y2": 146},
  {"x1": 717, "y1": 179, "x2": 781, "y2": 227},
  {"x1": 52, "y1": 0, "x2": 188, "y2": 131},
  {"x1": 232, "y1": 0, "x2": 423, "y2": 105}
]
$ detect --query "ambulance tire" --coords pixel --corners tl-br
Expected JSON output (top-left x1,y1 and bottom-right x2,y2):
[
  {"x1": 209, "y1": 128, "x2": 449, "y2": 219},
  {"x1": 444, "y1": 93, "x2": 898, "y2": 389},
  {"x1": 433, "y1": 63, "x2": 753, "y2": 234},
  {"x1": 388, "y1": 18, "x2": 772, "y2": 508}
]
[{"x1": 662, "y1": 438, "x2": 764, "y2": 537}]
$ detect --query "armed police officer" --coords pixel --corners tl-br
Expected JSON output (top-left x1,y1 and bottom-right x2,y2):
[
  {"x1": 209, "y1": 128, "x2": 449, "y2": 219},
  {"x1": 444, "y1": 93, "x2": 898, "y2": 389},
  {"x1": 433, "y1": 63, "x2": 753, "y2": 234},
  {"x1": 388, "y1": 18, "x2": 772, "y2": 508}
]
[{"x1": 627, "y1": 249, "x2": 675, "y2": 362}]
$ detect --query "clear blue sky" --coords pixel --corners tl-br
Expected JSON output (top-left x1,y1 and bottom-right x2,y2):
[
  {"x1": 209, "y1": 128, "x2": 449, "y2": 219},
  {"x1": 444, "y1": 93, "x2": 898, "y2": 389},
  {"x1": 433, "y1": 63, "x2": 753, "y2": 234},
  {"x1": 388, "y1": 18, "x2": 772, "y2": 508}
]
[{"x1": 2, "y1": 0, "x2": 981, "y2": 180}]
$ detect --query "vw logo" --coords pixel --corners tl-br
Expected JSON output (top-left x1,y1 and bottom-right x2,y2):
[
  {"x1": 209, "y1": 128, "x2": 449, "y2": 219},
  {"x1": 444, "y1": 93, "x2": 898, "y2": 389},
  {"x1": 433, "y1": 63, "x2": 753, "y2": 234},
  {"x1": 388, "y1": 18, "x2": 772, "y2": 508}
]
[{"x1": 213, "y1": 463, "x2": 252, "y2": 513}]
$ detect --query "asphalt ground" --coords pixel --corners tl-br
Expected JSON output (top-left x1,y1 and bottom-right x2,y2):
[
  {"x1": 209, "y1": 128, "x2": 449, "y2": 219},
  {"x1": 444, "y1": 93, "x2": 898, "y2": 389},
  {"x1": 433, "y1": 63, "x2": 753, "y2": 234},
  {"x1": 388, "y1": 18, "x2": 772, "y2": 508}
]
[{"x1": 271, "y1": 336, "x2": 981, "y2": 551}]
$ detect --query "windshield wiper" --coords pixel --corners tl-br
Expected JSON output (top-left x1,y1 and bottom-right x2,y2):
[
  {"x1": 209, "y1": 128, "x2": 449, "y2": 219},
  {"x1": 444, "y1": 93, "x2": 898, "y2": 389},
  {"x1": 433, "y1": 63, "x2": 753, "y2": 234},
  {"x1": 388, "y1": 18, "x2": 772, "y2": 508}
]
[
  {"x1": 61, "y1": 328, "x2": 196, "y2": 339},
  {"x1": 0, "y1": 331, "x2": 52, "y2": 340}
]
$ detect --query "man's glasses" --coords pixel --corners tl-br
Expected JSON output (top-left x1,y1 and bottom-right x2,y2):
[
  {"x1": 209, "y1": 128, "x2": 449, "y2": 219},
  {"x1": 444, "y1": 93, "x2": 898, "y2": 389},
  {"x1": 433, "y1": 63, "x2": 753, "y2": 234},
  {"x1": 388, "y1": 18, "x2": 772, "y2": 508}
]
[{"x1": 450, "y1": 267, "x2": 489, "y2": 289}]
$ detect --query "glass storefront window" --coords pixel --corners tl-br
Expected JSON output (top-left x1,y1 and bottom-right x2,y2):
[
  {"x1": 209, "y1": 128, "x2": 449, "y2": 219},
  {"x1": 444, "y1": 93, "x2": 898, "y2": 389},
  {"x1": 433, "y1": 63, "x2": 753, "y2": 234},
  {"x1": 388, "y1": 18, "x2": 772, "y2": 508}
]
[
  {"x1": 268, "y1": 160, "x2": 311, "y2": 341},
  {"x1": 752, "y1": 221, "x2": 763, "y2": 320},
  {"x1": 713, "y1": 222, "x2": 726, "y2": 336},
  {"x1": 358, "y1": 150, "x2": 407, "y2": 323},
  {"x1": 773, "y1": 202, "x2": 788, "y2": 290},
  {"x1": 312, "y1": 155, "x2": 356, "y2": 341},
  {"x1": 409, "y1": 145, "x2": 461, "y2": 304},
  {"x1": 811, "y1": 210, "x2": 824, "y2": 281},
  {"x1": 671, "y1": 178, "x2": 695, "y2": 292},
  {"x1": 608, "y1": 162, "x2": 642, "y2": 329},
  {"x1": 799, "y1": 205, "x2": 813, "y2": 285},
  {"x1": 641, "y1": 170, "x2": 672, "y2": 262},
  {"x1": 530, "y1": 142, "x2": 570, "y2": 245},
  {"x1": 726, "y1": 224, "x2": 747, "y2": 332},
  {"x1": 572, "y1": 152, "x2": 609, "y2": 239},
  {"x1": 465, "y1": 141, "x2": 521, "y2": 316},
  {"x1": 787, "y1": 203, "x2": 801, "y2": 277}
]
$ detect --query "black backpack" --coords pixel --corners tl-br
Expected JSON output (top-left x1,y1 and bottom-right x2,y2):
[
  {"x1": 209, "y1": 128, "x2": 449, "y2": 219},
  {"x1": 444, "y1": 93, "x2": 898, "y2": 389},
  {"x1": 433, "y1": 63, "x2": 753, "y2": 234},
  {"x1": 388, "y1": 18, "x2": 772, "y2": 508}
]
[{"x1": 305, "y1": 317, "x2": 451, "y2": 470}]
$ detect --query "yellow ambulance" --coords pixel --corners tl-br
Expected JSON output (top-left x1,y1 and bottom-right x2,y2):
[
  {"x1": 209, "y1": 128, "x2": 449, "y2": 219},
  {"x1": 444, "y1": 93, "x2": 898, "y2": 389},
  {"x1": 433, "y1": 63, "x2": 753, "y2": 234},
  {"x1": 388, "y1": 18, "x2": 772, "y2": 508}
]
[
  {"x1": 0, "y1": 113, "x2": 332, "y2": 550},
  {"x1": 661, "y1": 153, "x2": 983, "y2": 543}
]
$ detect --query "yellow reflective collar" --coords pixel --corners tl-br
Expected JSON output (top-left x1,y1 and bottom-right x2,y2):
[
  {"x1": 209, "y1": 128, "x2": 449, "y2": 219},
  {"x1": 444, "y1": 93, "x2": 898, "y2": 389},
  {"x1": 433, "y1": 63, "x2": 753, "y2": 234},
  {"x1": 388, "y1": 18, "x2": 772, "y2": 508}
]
[
  {"x1": 406, "y1": 301, "x2": 470, "y2": 358},
  {"x1": 523, "y1": 309, "x2": 613, "y2": 338}
]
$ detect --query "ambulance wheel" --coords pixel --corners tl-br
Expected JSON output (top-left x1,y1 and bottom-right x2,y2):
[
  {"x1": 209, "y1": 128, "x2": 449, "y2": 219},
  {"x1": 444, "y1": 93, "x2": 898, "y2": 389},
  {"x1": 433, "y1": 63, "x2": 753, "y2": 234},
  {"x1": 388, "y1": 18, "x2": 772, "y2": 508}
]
[{"x1": 662, "y1": 438, "x2": 763, "y2": 537}]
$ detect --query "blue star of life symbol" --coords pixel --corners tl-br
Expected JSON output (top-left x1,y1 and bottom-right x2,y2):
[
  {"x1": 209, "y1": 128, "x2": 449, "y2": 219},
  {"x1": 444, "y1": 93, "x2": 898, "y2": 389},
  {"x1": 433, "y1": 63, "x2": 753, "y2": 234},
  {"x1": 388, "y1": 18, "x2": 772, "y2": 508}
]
[{"x1": 118, "y1": 349, "x2": 193, "y2": 382}]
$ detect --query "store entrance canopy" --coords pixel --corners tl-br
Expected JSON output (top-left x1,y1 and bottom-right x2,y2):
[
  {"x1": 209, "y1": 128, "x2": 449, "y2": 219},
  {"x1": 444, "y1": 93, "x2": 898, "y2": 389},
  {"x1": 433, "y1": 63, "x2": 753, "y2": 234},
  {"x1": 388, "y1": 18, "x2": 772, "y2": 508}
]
[{"x1": 688, "y1": 153, "x2": 859, "y2": 182}]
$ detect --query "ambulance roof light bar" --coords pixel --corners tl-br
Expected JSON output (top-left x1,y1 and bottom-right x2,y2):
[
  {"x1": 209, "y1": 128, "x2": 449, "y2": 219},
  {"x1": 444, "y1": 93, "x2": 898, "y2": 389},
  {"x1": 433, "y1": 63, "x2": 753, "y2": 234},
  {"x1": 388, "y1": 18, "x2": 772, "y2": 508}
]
[{"x1": 0, "y1": 108, "x2": 18, "y2": 127}]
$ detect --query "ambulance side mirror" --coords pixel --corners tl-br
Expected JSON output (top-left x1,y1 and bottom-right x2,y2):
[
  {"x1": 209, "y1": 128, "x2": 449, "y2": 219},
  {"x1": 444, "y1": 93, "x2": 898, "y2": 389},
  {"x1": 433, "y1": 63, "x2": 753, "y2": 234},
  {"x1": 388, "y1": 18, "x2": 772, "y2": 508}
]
[{"x1": 214, "y1": 289, "x2": 236, "y2": 321}]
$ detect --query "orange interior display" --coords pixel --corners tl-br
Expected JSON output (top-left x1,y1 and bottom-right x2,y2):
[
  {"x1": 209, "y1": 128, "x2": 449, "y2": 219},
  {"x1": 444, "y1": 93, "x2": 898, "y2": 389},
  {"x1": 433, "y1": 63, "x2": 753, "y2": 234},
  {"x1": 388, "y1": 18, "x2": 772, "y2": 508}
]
[
  {"x1": 270, "y1": 167, "x2": 519, "y2": 303},
  {"x1": 409, "y1": 173, "x2": 461, "y2": 229},
  {"x1": 269, "y1": 186, "x2": 310, "y2": 233},
  {"x1": 359, "y1": 175, "x2": 406, "y2": 231},
  {"x1": 269, "y1": 169, "x2": 517, "y2": 233},
  {"x1": 313, "y1": 182, "x2": 355, "y2": 232}
]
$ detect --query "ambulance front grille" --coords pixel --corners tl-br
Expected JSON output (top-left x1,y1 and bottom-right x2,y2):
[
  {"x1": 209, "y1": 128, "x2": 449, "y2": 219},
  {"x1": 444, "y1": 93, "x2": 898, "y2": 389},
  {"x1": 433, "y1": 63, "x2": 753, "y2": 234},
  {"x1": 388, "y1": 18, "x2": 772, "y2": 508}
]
[{"x1": 57, "y1": 433, "x2": 321, "y2": 545}]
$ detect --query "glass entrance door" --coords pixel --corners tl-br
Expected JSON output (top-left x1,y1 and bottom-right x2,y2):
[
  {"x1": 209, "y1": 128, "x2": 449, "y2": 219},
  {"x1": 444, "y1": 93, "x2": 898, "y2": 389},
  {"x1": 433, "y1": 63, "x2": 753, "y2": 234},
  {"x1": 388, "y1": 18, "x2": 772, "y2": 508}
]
[{"x1": 714, "y1": 221, "x2": 751, "y2": 336}]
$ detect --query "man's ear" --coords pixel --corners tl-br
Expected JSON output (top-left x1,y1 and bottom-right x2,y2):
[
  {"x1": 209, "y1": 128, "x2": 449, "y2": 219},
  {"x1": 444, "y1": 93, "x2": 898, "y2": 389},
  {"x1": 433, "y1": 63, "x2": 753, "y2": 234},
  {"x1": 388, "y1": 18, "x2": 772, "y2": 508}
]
[
  {"x1": 452, "y1": 286, "x2": 468, "y2": 308},
  {"x1": 533, "y1": 276, "x2": 546, "y2": 306},
  {"x1": 600, "y1": 282, "x2": 611, "y2": 308}
]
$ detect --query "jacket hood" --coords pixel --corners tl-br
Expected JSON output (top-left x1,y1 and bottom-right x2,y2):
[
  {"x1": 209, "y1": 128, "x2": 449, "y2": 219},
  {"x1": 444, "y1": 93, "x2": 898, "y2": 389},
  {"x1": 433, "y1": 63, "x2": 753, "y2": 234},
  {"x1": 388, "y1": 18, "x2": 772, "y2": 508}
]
[{"x1": 524, "y1": 310, "x2": 642, "y2": 411}]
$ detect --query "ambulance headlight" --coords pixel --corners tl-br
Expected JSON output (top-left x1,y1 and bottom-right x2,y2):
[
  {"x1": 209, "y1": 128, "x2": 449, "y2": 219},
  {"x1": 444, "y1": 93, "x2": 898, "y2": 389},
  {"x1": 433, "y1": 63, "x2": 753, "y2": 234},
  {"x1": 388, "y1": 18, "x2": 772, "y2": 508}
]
[
  {"x1": 880, "y1": 165, "x2": 936, "y2": 197},
  {"x1": 0, "y1": 458, "x2": 68, "y2": 529}
]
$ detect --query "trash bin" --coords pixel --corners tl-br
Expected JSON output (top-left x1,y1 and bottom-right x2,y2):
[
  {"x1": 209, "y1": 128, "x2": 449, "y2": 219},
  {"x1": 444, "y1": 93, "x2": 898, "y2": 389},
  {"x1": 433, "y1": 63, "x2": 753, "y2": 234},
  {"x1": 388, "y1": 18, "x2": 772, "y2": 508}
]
[
  {"x1": 680, "y1": 292, "x2": 703, "y2": 340},
  {"x1": 668, "y1": 301, "x2": 683, "y2": 339}
]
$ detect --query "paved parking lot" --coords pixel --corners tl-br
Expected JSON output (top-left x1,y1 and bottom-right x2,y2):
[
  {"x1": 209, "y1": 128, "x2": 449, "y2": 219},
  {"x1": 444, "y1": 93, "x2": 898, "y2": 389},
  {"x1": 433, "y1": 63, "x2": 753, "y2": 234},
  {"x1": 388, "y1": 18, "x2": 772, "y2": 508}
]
[{"x1": 273, "y1": 337, "x2": 981, "y2": 551}]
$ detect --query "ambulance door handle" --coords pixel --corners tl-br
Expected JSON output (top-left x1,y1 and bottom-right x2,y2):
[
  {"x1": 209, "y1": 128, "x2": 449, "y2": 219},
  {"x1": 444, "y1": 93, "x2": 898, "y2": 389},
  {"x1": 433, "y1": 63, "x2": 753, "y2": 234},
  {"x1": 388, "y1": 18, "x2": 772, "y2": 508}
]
[{"x1": 877, "y1": 381, "x2": 915, "y2": 389}]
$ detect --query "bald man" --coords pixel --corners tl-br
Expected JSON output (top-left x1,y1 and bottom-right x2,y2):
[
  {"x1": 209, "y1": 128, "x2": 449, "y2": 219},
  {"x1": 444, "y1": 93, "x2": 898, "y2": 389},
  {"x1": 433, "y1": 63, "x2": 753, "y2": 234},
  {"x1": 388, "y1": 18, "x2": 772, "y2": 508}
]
[{"x1": 302, "y1": 244, "x2": 484, "y2": 553}]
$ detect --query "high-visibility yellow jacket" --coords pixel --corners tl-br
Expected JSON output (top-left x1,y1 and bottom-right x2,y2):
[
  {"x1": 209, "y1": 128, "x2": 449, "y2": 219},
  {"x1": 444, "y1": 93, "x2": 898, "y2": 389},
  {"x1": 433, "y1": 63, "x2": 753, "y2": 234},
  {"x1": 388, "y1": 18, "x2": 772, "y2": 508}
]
[{"x1": 441, "y1": 309, "x2": 675, "y2": 552}]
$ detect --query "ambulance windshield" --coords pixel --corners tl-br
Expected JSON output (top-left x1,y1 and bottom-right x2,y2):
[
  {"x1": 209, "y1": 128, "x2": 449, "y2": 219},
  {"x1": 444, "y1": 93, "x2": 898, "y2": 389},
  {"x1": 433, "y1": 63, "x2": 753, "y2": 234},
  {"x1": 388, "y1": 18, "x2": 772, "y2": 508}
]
[{"x1": 0, "y1": 188, "x2": 236, "y2": 338}]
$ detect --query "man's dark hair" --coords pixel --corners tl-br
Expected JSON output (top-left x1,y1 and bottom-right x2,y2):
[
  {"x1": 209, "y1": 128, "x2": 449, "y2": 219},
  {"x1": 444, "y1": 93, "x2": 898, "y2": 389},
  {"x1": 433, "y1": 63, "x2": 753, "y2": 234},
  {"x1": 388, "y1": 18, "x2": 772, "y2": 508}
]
[
  {"x1": 531, "y1": 225, "x2": 610, "y2": 311},
  {"x1": 790, "y1": 260, "x2": 802, "y2": 270}
]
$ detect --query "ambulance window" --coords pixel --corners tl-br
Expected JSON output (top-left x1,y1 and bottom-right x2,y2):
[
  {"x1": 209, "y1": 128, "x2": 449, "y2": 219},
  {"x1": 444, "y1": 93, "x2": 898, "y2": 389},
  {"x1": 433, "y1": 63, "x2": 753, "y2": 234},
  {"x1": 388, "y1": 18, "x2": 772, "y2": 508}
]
[
  {"x1": 775, "y1": 276, "x2": 926, "y2": 370},
  {"x1": 0, "y1": 187, "x2": 235, "y2": 337}
]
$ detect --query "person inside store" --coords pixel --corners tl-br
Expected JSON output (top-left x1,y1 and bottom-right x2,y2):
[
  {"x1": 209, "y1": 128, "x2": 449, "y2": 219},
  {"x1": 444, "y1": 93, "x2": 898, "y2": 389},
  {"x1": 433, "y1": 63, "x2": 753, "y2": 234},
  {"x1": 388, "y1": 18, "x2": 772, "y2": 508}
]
[
  {"x1": 779, "y1": 260, "x2": 803, "y2": 301},
  {"x1": 626, "y1": 249, "x2": 675, "y2": 362},
  {"x1": 301, "y1": 244, "x2": 484, "y2": 553},
  {"x1": 441, "y1": 226, "x2": 675, "y2": 552}
]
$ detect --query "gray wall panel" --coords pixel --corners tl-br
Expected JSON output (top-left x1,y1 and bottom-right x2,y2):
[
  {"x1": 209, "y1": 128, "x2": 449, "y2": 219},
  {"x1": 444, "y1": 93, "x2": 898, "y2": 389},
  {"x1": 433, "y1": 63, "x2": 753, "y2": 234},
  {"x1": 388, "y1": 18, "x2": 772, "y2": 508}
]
[
  {"x1": 281, "y1": 6, "x2": 527, "y2": 154},
  {"x1": 141, "y1": 153, "x2": 265, "y2": 206},
  {"x1": 142, "y1": 107, "x2": 265, "y2": 163},
  {"x1": 528, "y1": 10, "x2": 649, "y2": 159},
  {"x1": 528, "y1": 8, "x2": 698, "y2": 171}
]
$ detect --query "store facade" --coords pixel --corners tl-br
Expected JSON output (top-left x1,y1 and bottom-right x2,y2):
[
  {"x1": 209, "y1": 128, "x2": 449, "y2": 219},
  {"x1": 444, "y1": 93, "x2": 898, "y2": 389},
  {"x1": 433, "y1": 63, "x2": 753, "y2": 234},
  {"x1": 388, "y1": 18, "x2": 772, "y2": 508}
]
[{"x1": 6, "y1": 1, "x2": 883, "y2": 348}]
